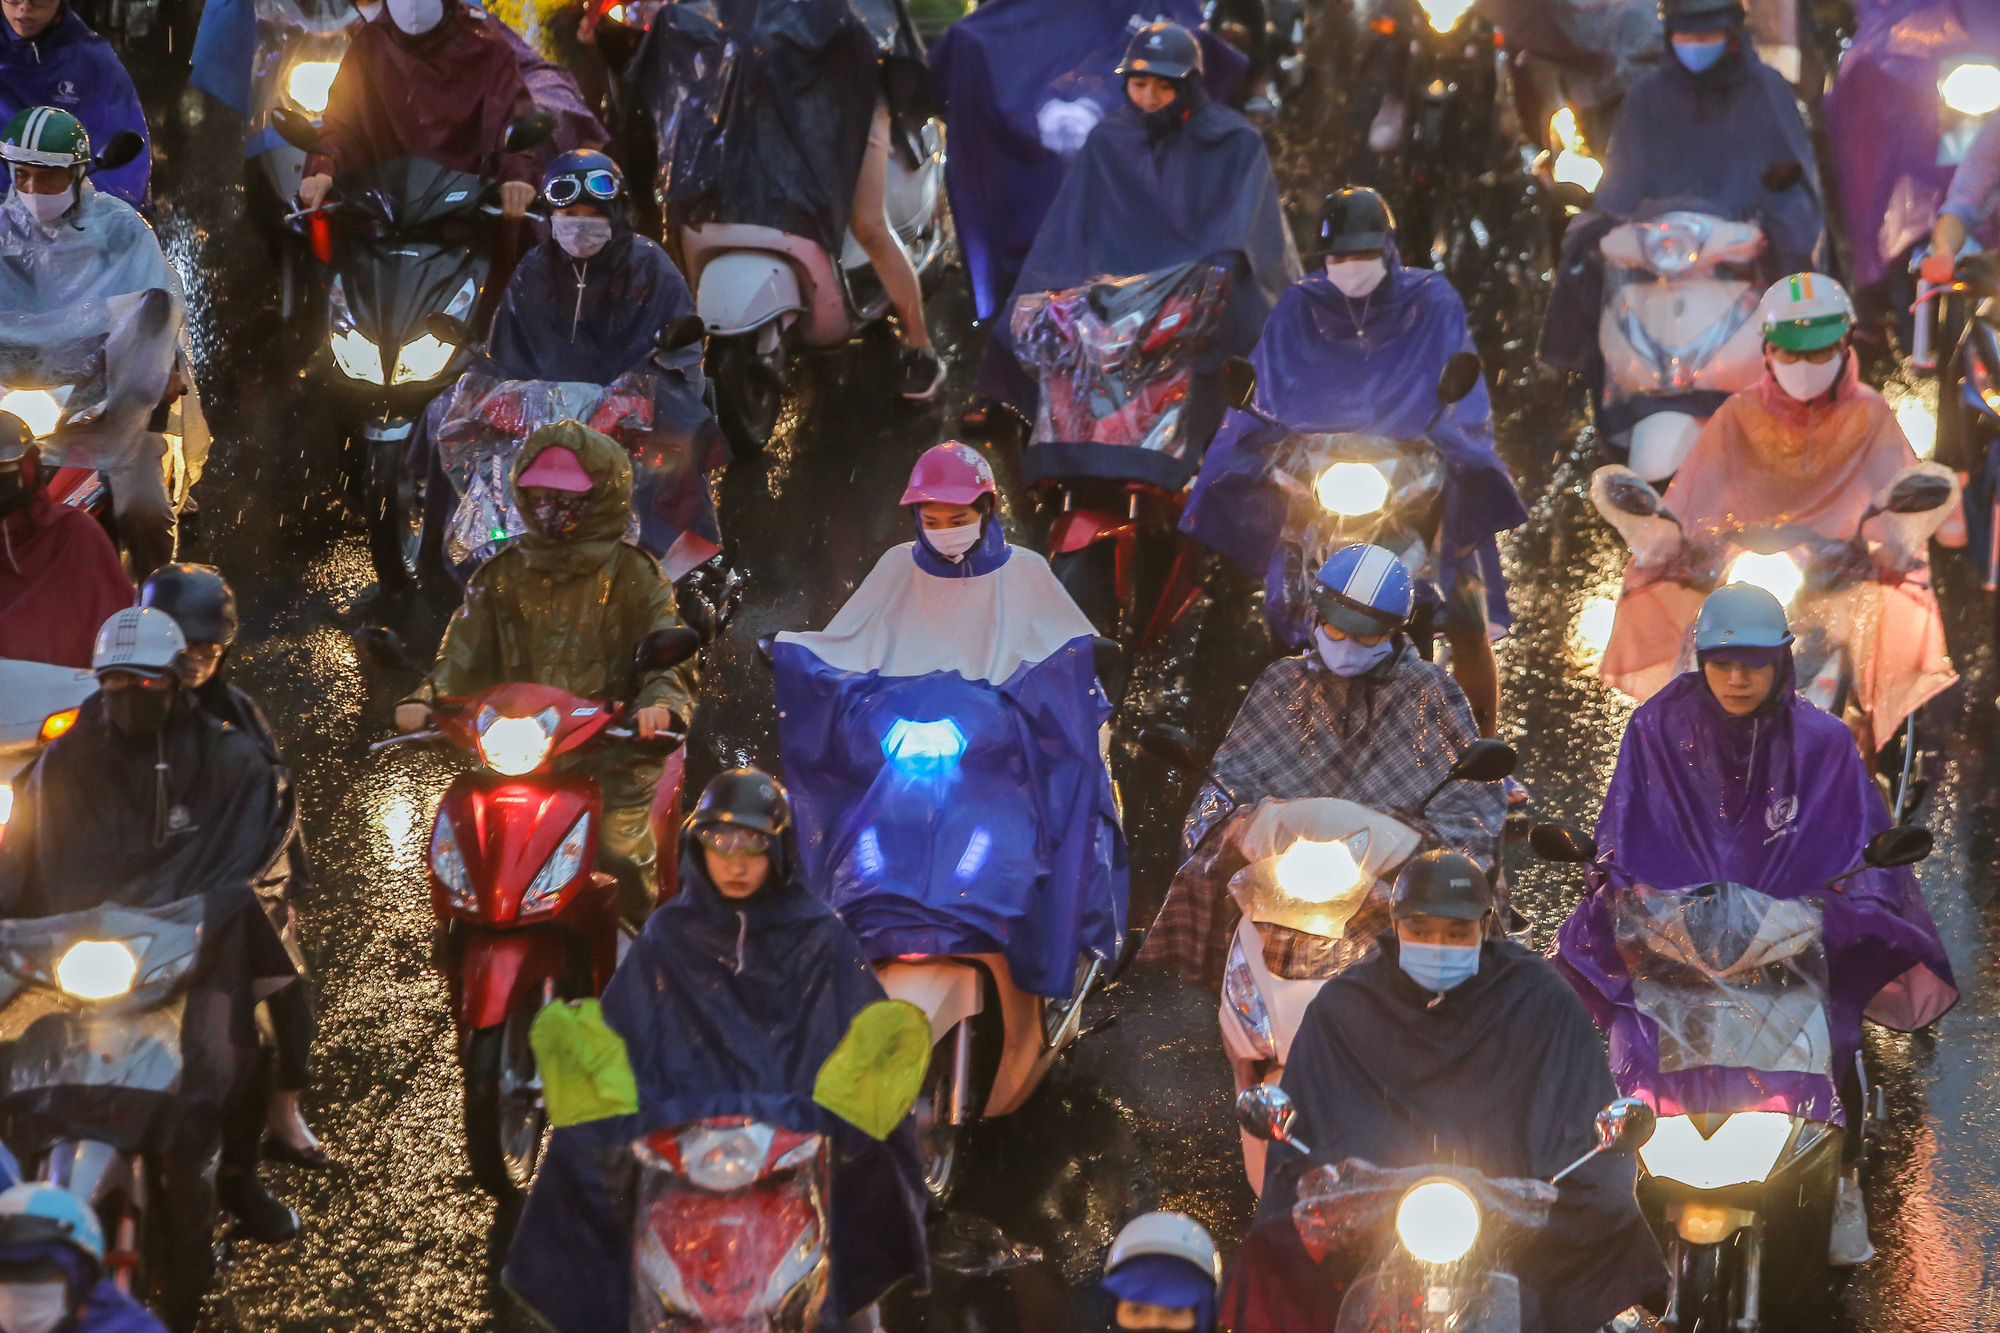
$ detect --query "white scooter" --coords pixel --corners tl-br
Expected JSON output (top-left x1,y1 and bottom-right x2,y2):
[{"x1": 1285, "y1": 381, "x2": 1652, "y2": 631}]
[{"x1": 682, "y1": 118, "x2": 948, "y2": 453}]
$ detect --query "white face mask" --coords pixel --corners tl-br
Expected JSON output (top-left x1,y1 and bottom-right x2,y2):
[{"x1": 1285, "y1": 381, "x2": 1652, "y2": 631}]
[
  {"x1": 551, "y1": 215, "x2": 613, "y2": 259},
  {"x1": 1769, "y1": 351, "x2": 1843, "y2": 402},
  {"x1": 386, "y1": 0, "x2": 443, "y2": 33},
  {"x1": 1315, "y1": 626, "x2": 1395, "y2": 676},
  {"x1": 923, "y1": 520, "x2": 982, "y2": 561},
  {"x1": 1324, "y1": 255, "x2": 1387, "y2": 298},
  {"x1": 11, "y1": 185, "x2": 73, "y2": 227},
  {"x1": 0, "y1": 1281, "x2": 70, "y2": 1333}
]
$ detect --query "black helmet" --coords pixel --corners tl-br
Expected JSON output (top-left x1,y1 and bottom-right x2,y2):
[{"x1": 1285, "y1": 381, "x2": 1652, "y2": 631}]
[
  {"x1": 1658, "y1": 0, "x2": 1743, "y2": 33},
  {"x1": 1317, "y1": 187, "x2": 1396, "y2": 257},
  {"x1": 690, "y1": 767, "x2": 791, "y2": 837},
  {"x1": 140, "y1": 563, "x2": 239, "y2": 647},
  {"x1": 1391, "y1": 850, "x2": 1490, "y2": 922},
  {"x1": 1118, "y1": 21, "x2": 1202, "y2": 81}
]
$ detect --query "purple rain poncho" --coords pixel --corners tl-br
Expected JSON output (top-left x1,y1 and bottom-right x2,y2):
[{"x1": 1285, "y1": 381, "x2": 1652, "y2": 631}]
[
  {"x1": 1179, "y1": 244, "x2": 1526, "y2": 635},
  {"x1": 1554, "y1": 654, "x2": 1957, "y2": 1125}
]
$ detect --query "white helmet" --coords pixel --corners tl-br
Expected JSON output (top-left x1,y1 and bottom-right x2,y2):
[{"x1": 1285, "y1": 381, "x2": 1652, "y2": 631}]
[
  {"x1": 91, "y1": 606, "x2": 187, "y2": 680},
  {"x1": 1759, "y1": 272, "x2": 1853, "y2": 353},
  {"x1": 1104, "y1": 1211, "x2": 1222, "y2": 1285}
]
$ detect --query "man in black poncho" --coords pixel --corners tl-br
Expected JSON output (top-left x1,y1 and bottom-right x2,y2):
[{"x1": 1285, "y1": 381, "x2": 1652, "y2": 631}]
[
  {"x1": 504, "y1": 768, "x2": 928, "y2": 1333},
  {"x1": 1222, "y1": 852, "x2": 1665, "y2": 1333}
]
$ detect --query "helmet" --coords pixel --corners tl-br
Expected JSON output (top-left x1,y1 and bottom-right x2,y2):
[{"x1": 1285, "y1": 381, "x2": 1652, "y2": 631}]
[
  {"x1": 140, "y1": 563, "x2": 239, "y2": 647},
  {"x1": 1104, "y1": 1211, "x2": 1222, "y2": 1285},
  {"x1": 1693, "y1": 583, "x2": 1794, "y2": 651},
  {"x1": 1117, "y1": 21, "x2": 1202, "y2": 81},
  {"x1": 690, "y1": 768, "x2": 791, "y2": 837},
  {"x1": 1658, "y1": 0, "x2": 1743, "y2": 32},
  {"x1": 91, "y1": 606, "x2": 187, "y2": 680},
  {"x1": 542, "y1": 149, "x2": 624, "y2": 211},
  {"x1": 1391, "y1": 849, "x2": 1491, "y2": 922},
  {"x1": 1317, "y1": 187, "x2": 1396, "y2": 257},
  {"x1": 1760, "y1": 272, "x2": 1853, "y2": 353},
  {"x1": 899, "y1": 441, "x2": 996, "y2": 507},
  {"x1": 1, "y1": 107, "x2": 89, "y2": 172},
  {"x1": 0, "y1": 412, "x2": 28, "y2": 466},
  {"x1": 0, "y1": 1185, "x2": 105, "y2": 1265},
  {"x1": 1311, "y1": 544, "x2": 1414, "y2": 637}
]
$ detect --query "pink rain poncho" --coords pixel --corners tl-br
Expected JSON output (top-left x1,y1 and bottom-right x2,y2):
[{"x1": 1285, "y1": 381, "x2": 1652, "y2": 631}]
[{"x1": 1599, "y1": 356, "x2": 1955, "y2": 752}]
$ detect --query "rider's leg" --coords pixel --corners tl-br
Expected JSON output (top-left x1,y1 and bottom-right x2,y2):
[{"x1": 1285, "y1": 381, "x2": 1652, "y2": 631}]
[
  {"x1": 598, "y1": 753, "x2": 668, "y2": 926},
  {"x1": 851, "y1": 102, "x2": 931, "y2": 353},
  {"x1": 1442, "y1": 620, "x2": 1499, "y2": 738}
]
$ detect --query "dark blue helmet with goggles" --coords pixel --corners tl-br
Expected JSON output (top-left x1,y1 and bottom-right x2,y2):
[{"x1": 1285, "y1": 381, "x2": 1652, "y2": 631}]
[
  {"x1": 1312, "y1": 543, "x2": 1414, "y2": 638},
  {"x1": 542, "y1": 150, "x2": 624, "y2": 211}
]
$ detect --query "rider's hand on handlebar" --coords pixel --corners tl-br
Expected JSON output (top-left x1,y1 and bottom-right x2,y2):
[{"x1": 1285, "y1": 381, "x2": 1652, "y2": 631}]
[
  {"x1": 634, "y1": 705, "x2": 676, "y2": 740},
  {"x1": 298, "y1": 173, "x2": 333, "y2": 211},
  {"x1": 395, "y1": 702, "x2": 433, "y2": 733},
  {"x1": 1920, "y1": 251, "x2": 1957, "y2": 287},
  {"x1": 499, "y1": 181, "x2": 536, "y2": 220}
]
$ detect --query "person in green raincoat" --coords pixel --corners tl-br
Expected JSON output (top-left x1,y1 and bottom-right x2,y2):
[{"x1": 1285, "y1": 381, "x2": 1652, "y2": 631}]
[{"x1": 396, "y1": 419, "x2": 699, "y2": 919}]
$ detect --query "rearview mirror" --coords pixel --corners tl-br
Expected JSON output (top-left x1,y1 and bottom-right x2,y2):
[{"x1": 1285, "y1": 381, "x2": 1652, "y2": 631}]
[
  {"x1": 425, "y1": 312, "x2": 470, "y2": 347},
  {"x1": 1594, "y1": 1097, "x2": 1656, "y2": 1155},
  {"x1": 1234, "y1": 1084, "x2": 1310, "y2": 1154},
  {"x1": 1529, "y1": 822, "x2": 1598, "y2": 864},
  {"x1": 1761, "y1": 159, "x2": 1805, "y2": 193},
  {"x1": 504, "y1": 110, "x2": 558, "y2": 154},
  {"x1": 353, "y1": 626, "x2": 420, "y2": 673},
  {"x1": 657, "y1": 313, "x2": 707, "y2": 352},
  {"x1": 1862, "y1": 825, "x2": 1932, "y2": 869},
  {"x1": 270, "y1": 108, "x2": 321, "y2": 153},
  {"x1": 93, "y1": 130, "x2": 146, "y2": 173},
  {"x1": 1435, "y1": 350, "x2": 1482, "y2": 407},
  {"x1": 635, "y1": 627, "x2": 702, "y2": 673},
  {"x1": 1220, "y1": 357, "x2": 1258, "y2": 412},
  {"x1": 1448, "y1": 738, "x2": 1516, "y2": 784},
  {"x1": 1139, "y1": 724, "x2": 1202, "y2": 774},
  {"x1": 1601, "y1": 470, "x2": 1667, "y2": 520},
  {"x1": 1883, "y1": 472, "x2": 1954, "y2": 515}
]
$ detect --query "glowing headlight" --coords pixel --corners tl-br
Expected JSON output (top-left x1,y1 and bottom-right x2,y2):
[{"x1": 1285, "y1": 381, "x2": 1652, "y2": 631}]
[
  {"x1": 392, "y1": 333, "x2": 455, "y2": 385},
  {"x1": 1941, "y1": 61, "x2": 2000, "y2": 118},
  {"x1": 55, "y1": 940, "x2": 137, "y2": 1000},
  {"x1": 520, "y1": 813, "x2": 591, "y2": 915},
  {"x1": 1395, "y1": 1178, "x2": 1480, "y2": 1264},
  {"x1": 430, "y1": 815, "x2": 475, "y2": 909},
  {"x1": 1638, "y1": 1112, "x2": 1793, "y2": 1190},
  {"x1": 1222, "y1": 942, "x2": 1279, "y2": 1061},
  {"x1": 0, "y1": 389, "x2": 62, "y2": 438},
  {"x1": 477, "y1": 709, "x2": 559, "y2": 776},
  {"x1": 285, "y1": 61, "x2": 340, "y2": 115},
  {"x1": 1895, "y1": 400, "x2": 1938, "y2": 461},
  {"x1": 1553, "y1": 150, "x2": 1604, "y2": 192},
  {"x1": 679, "y1": 1124, "x2": 772, "y2": 1192},
  {"x1": 1314, "y1": 461, "x2": 1391, "y2": 517},
  {"x1": 331, "y1": 326, "x2": 385, "y2": 384},
  {"x1": 1273, "y1": 837, "x2": 1364, "y2": 904},
  {"x1": 1572, "y1": 596, "x2": 1618, "y2": 661},
  {"x1": 1726, "y1": 551, "x2": 1803, "y2": 607},
  {"x1": 882, "y1": 717, "x2": 967, "y2": 774},
  {"x1": 1416, "y1": 0, "x2": 1472, "y2": 32}
]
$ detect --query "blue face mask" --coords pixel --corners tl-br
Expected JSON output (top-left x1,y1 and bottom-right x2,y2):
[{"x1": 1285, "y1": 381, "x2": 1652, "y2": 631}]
[
  {"x1": 1316, "y1": 627, "x2": 1395, "y2": 677},
  {"x1": 1673, "y1": 36, "x2": 1727, "y2": 72},
  {"x1": 1398, "y1": 940, "x2": 1480, "y2": 995}
]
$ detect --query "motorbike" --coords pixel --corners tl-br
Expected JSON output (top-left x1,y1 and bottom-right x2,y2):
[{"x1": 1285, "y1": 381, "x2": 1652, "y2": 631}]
[
  {"x1": 367, "y1": 625, "x2": 700, "y2": 1197},
  {"x1": 0, "y1": 660, "x2": 94, "y2": 845},
  {"x1": 268, "y1": 106, "x2": 556, "y2": 587},
  {"x1": 1234, "y1": 1081, "x2": 1658, "y2": 1331},
  {"x1": 1531, "y1": 821, "x2": 1934, "y2": 1331}
]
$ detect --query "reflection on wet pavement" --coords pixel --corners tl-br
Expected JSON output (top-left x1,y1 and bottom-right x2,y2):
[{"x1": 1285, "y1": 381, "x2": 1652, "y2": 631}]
[{"x1": 119, "y1": 12, "x2": 2000, "y2": 1331}]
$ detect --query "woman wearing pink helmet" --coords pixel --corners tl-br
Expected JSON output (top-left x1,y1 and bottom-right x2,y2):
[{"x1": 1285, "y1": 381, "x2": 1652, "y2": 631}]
[{"x1": 900, "y1": 439, "x2": 1002, "y2": 570}]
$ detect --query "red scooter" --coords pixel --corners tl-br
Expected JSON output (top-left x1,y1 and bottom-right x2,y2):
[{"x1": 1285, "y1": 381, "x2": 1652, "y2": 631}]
[{"x1": 370, "y1": 627, "x2": 699, "y2": 1197}]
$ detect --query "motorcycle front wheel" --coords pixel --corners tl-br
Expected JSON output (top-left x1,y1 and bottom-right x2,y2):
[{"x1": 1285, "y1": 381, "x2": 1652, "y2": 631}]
[
  {"x1": 462, "y1": 995, "x2": 550, "y2": 1199},
  {"x1": 912, "y1": 1034, "x2": 960, "y2": 1206},
  {"x1": 362, "y1": 431, "x2": 429, "y2": 586},
  {"x1": 709, "y1": 333, "x2": 787, "y2": 455},
  {"x1": 1671, "y1": 1235, "x2": 1743, "y2": 1333}
]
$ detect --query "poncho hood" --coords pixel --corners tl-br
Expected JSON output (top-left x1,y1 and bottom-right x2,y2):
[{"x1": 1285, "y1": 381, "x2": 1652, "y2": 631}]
[
  {"x1": 0, "y1": 6, "x2": 150, "y2": 206},
  {"x1": 0, "y1": 449, "x2": 135, "y2": 669},
  {"x1": 510, "y1": 419, "x2": 634, "y2": 574}
]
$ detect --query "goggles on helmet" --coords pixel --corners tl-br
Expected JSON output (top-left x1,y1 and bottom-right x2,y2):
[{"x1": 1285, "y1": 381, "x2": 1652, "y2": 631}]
[
  {"x1": 543, "y1": 169, "x2": 621, "y2": 208},
  {"x1": 695, "y1": 826, "x2": 774, "y2": 857}
]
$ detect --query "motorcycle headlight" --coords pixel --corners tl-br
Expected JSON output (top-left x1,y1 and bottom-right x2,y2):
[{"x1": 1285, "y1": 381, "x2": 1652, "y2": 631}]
[
  {"x1": 1273, "y1": 837, "x2": 1364, "y2": 905},
  {"x1": 1553, "y1": 149, "x2": 1604, "y2": 193},
  {"x1": 1725, "y1": 551, "x2": 1802, "y2": 608},
  {"x1": 1314, "y1": 461, "x2": 1391, "y2": 517},
  {"x1": 520, "y1": 814, "x2": 591, "y2": 916},
  {"x1": 1222, "y1": 941, "x2": 1280, "y2": 1061},
  {"x1": 284, "y1": 60, "x2": 341, "y2": 115},
  {"x1": 679, "y1": 1123, "x2": 774, "y2": 1192},
  {"x1": 391, "y1": 333, "x2": 454, "y2": 385},
  {"x1": 882, "y1": 717, "x2": 966, "y2": 776},
  {"x1": 1638, "y1": 1112, "x2": 1793, "y2": 1190},
  {"x1": 331, "y1": 327, "x2": 385, "y2": 384},
  {"x1": 0, "y1": 389, "x2": 63, "y2": 438},
  {"x1": 1396, "y1": 1178, "x2": 1480, "y2": 1264},
  {"x1": 1416, "y1": 0, "x2": 1472, "y2": 31},
  {"x1": 1941, "y1": 61, "x2": 2000, "y2": 118},
  {"x1": 55, "y1": 940, "x2": 137, "y2": 1000},
  {"x1": 430, "y1": 815, "x2": 475, "y2": 910},
  {"x1": 476, "y1": 707, "x2": 559, "y2": 777}
]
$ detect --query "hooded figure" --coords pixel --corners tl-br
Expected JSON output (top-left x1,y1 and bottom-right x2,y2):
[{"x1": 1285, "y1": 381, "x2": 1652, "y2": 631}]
[
  {"x1": 408, "y1": 421, "x2": 698, "y2": 916},
  {"x1": 0, "y1": 436, "x2": 133, "y2": 669},
  {"x1": 0, "y1": 3, "x2": 149, "y2": 207},
  {"x1": 502, "y1": 793, "x2": 930, "y2": 1331}
]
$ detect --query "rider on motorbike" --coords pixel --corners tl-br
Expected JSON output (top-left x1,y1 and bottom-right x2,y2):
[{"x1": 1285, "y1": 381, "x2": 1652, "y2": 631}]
[
  {"x1": 1143, "y1": 543, "x2": 1505, "y2": 987},
  {"x1": 1925, "y1": 102, "x2": 2000, "y2": 283},
  {"x1": 293, "y1": 0, "x2": 541, "y2": 219},
  {"x1": 2, "y1": 107, "x2": 183, "y2": 578},
  {"x1": 1557, "y1": 583, "x2": 1958, "y2": 1264},
  {"x1": 0, "y1": 1182, "x2": 168, "y2": 1333},
  {"x1": 1101, "y1": 1212, "x2": 1221, "y2": 1333},
  {"x1": 1222, "y1": 850, "x2": 1666, "y2": 1331},
  {"x1": 1182, "y1": 186, "x2": 1527, "y2": 739},
  {"x1": 0, "y1": 0, "x2": 148, "y2": 207},
  {"x1": 504, "y1": 768, "x2": 929, "y2": 1333},
  {"x1": 395, "y1": 420, "x2": 699, "y2": 921},
  {"x1": 0, "y1": 414, "x2": 132, "y2": 668}
]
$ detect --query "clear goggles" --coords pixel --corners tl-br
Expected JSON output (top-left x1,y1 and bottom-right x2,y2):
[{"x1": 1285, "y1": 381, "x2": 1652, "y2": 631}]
[
  {"x1": 695, "y1": 825, "x2": 774, "y2": 857},
  {"x1": 543, "y1": 169, "x2": 621, "y2": 208}
]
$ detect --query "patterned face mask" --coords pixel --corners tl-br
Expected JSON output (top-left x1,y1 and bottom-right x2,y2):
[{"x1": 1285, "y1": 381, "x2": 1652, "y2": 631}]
[{"x1": 524, "y1": 488, "x2": 590, "y2": 536}]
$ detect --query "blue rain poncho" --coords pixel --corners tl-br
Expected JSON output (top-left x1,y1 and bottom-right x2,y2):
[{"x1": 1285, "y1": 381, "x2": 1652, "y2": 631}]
[{"x1": 0, "y1": 7, "x2": 149, "y2": 207}]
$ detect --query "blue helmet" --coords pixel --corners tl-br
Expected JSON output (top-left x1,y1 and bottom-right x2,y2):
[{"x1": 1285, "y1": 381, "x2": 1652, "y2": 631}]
[
  {"x1": 541, "y1": 150, "x2": 624, "y2": 213},
  {"x1": 1693, "y1": 583, "x2": 1794, "y2": 652},
  {"x1": 0, "y1": 1185, "x2": 105, "y2": 1265},
  {"x1": 1312, "y1": 544, "x2": 1414, "y2": 637}
]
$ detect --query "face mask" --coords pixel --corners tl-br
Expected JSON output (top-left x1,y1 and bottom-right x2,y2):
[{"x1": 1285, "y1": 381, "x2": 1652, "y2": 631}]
[
  {"x1": 1316, "y1": 626, "x2": 1394, "y2": 677},
  {"x1": 386, "y1": 0, "x2": 442, "y2": 33},
  {"x1": 526, "y1": 491, "x2": 590, "y2": 536},
  {"x1": 1673, "y1": 36, "x2": 1727, "y2": 72},
  {"x1": 551, "y1": 215, "x2": 613, "y2": 259},
  {"x1": 923, "y1": 520, "x2": 982, "y2": 561},
  {"x1": 1769, "y1": 351, "x2": 1843, "y2": 402},
  {"x1": 1324, "y1": 256, "x2": 1387, "y2": 298},
  {"x1": 105, "y1": 680, "x2": 175, "y2": 736},
  {"x1": 1398, "y1": 940, "x2": 1480, "y2": 995},
  {"x1": 11, "y1": 185, "x2": 73, "y2": 226},
  {"x1": 0, "y1": 1281, "x2": 70, "y2": 1333}
]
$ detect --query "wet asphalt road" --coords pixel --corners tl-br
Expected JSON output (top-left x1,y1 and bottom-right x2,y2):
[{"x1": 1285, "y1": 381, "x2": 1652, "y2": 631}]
[{"x1": 113, "y1": 14, "x2": 2000, "y2": 1331}]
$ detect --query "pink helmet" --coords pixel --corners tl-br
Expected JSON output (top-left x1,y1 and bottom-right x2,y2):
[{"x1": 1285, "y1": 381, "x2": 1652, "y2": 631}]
[{"x1": 900, "y1": 441, "x2": 996, "y2": 507}]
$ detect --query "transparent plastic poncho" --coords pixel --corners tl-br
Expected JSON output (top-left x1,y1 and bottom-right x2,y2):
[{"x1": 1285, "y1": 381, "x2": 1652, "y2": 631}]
[
  {"x1": 1010, "y1": 257, "x2": 1234, "y2": 459},
  {"x1": 1611, "y1": 881, "x2": 1833, "y2": 1077}
]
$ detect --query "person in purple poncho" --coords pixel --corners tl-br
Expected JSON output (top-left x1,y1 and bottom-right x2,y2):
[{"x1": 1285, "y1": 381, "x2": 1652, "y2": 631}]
[{"x1": 1555, "y1": 583, "x2": 1957, "y2": 1264}]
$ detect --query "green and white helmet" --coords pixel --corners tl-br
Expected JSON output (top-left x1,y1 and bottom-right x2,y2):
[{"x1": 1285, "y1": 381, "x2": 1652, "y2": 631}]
[
  {"x1": 1760, "y1": 272, "x2": 1854, "y2": 353},
  {"x1": 1, "y1": 107, "x2": 90, "y2": 173}
]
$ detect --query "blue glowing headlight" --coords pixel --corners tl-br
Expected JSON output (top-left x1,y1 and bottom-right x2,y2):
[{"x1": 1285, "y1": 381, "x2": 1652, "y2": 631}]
[{"x1": 882, "y1": 718, "x2": 967, "y2": 773}]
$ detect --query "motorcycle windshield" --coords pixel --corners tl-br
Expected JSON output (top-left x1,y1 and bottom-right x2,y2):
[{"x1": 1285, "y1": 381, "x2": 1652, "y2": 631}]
[
  {"x1": 337, "y1": 156, "x2": 490, "y2": 231},
  {"x1": 1334, "y1": 1270, "x2": 1524, "y2": 1333},
  {"x1": 1267, "y1": 431, "x2": 1443, "y2": 637}
]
